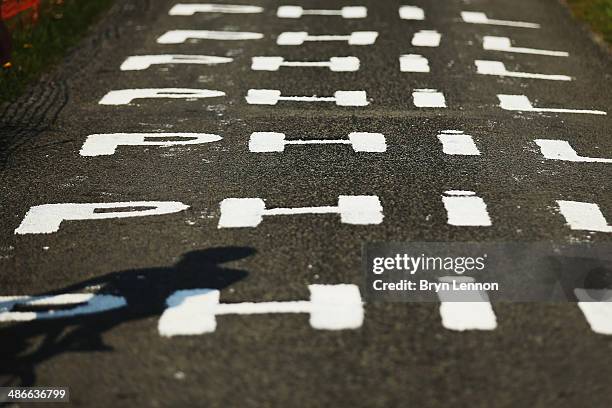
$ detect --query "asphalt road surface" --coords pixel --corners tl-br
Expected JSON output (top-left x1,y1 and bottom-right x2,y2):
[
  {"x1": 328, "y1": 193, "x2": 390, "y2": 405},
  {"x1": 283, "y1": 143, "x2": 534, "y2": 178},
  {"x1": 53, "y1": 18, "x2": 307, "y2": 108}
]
[{"x1": 1, "y1": 0, "x2": 611, "y2": 406}]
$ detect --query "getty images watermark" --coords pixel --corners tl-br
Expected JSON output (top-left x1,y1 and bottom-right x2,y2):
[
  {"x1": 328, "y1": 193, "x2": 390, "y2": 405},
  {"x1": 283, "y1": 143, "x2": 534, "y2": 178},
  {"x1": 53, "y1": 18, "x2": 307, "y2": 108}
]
[{"x1": 362, "y1": 242, "x2": 612, "y2": 302}]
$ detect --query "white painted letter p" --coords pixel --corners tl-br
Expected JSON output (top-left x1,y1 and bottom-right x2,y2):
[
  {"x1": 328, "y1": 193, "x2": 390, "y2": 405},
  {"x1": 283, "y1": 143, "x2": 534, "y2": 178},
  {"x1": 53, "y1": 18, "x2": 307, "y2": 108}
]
[{"x1": 15, "y1": 201, "x2": 189, "y2": 234}]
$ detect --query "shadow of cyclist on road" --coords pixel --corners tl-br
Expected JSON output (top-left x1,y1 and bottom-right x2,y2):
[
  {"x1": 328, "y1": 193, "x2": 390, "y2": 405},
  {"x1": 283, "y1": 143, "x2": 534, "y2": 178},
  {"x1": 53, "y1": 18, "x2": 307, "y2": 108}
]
[{"x1": 0, "y1": 246, "x2": 255, "y2": 387}]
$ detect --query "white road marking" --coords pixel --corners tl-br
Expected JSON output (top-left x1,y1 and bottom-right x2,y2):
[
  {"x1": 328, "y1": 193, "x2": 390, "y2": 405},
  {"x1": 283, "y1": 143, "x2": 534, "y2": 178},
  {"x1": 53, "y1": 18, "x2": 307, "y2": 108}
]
[
  {"x1": 535, "y1": 140, "x2": 612, "y2": 163},
  {"x1": 159, "y1": 289, "x2": 219, "y2": 335},
  {"x1": 413, "y1": 89, "x2": 446, "y2": 108},
  {"x1": 277, "y1": 31, "x2": 378, "y2": 45},
  {"x1": 99, "y1": 88, "x2": 225, "y2": 105},
  {"x1": 218, "y1": 196, "x2": 383, "y2": 228},
  {"x1": 411, "y1": 30, "x2": 440, "y2": 47},
  {"x1": 157, "y1": 30, "x2": 263, "y2": 44},
  {"x1": 483, "y1": 36, "x2": 568, "y2": 57},
  {"x1": 251, "y1": 56, "x2": 359, "y2": 72},
  {"x1": 438, "y1": 130, "x2": 480, "y2": 155},
  {"x1": 399, "y1": 5, "x2": 424, "y2": 20},
  {"x1": 0, "y1": 294, "x2": 126, "y2": 321},
  {"x1": 80, "y1": 133, "x2": 222, "y2": 156},
  {"x1": 245, "y1": 89, "x2": 369, "y2": 106},
  {"x1": 120, "y1": 55, "x2": 232, "y2": 71},
  {"x1": 399, "y1": 54, "x2": 429, "y2": 72},
  {"x1": 169, "y1": 3, "x2": 263, "y2": 15},
  {"x1": 158, "y1": 284, "x2": 364, "y2": 336},
  {"x1": 576, "y1": 289, "x2": 612, "y2": 335},
  {"x1": 248, "y1": 132, "x2": 386, "y2": 152},
  {"x1": 443, "y1": 191, "x2": 492, "y2": 226},
  {"x1": 438, "y1": 277, "x2": 497, "y2": 331},
  {"x1": 461, "y1": 11, "x2": 540, "y2": 28},
  {"x1": 475, "y1": 60, "x2": 571, "y2": 81},
  {"x1": 557, "y1": 201, "x2": 612, "y2": 232},
  {"x1": 277, "y1": 6, "x2": 366, "y2": 19},
  {"x1": 498, "y1": 94, "x2": 607, "y2": 115},
  {"x1": 15, "y1": 202, "x2": 189, "y2": 234}
]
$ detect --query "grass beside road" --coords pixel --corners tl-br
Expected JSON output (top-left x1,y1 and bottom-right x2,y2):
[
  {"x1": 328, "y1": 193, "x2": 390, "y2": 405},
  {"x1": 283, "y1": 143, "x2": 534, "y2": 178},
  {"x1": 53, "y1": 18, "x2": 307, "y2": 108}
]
[
  {"x1": 0, "y1": 1, "x2": 608, "y2": 105},
  {"x1": 566, "y1": 0, "x2": 612, "y2": 44},
  {"x1": 0, "y1": 0, "x2": 114, "y2": 103}
]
